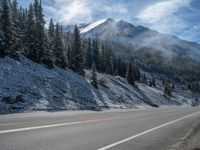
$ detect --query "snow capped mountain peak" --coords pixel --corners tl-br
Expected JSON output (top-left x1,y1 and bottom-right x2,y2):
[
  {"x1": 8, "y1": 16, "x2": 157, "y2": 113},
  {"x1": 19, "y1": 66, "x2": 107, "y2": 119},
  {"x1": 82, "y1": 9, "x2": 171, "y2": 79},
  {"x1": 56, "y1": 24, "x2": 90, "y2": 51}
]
[{"x1": 80, "y1": 18, "x2": 114, "y2": 34}]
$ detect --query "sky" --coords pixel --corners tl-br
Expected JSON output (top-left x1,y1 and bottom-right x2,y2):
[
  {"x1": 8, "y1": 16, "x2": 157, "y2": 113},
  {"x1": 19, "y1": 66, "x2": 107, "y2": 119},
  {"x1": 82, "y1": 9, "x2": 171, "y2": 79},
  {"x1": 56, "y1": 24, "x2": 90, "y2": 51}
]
[{"x1": 18, "y1": 0, "x2": 200, "y2": 43}]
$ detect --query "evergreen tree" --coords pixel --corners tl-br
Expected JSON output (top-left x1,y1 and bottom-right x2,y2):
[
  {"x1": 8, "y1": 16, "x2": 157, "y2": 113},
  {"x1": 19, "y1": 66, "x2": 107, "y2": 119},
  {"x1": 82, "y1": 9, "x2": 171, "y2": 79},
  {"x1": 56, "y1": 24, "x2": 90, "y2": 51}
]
[
  {"x1": 92, "y1": 39, "x2": 100, "y2": 70},
  {"x1": 67, "y1": 44, "x2": 72, "y2": 68},
  {"x1": 134, "y1": 66, "x2": 141, "y2": 81},
  {"x1": 152, "y1": 76, "x2": 156, "y2": 87},
  {"x1": 172, "y1": 82, "x2": 175, "y2": 91},
  {"x1": 114, "y1": 68, "x2": 118, "y2": 76},
  {"x1": 100, "y1": 43, "x2": 106, "y2": 72},
  {"x1": 48, "y1": 19, "x2": 54, "y2": 48},
  {"x1": 126, "y1": 63, "x2": 135, "y2": 85},
  {"x1": 86, "y1": 38, "x2": 92, "y2": 68},
  {"x1": 164, "y1": 80, "x2": 172, "y2": 97},
  {"x1": 1, "y1": 0, "x2": 18, "y2": 58},
  {"x1": 53, "y1": 23, "x2": 67, "y2": 69},
  {"x1": 34, "y1": 0, "x2": 46, "y2": 62},
  {"x1": 71, "y1": 25, "x2": 85, "y2": 76},
  {"x1": 90, "y1": 62, "x2": 98, "y2": 88},
  {"x1": 11, "y1": 0, "x2": 21, "y2": 54},
  {"x1": 104, "y1": 45, "x2": 113, "y2": 75},
  {"x1": 24, "y1": 4, "x2": 37, "y2": 60},
  {"x1": 18, "y1": 6, "x2": 27, "y2": 52},
  {"x1": 149, "y1": 79, "x2": 153, "y2": 87},
  {"x1": 0, "y1": 1, "x2": 5, "y2": 57},
  {"x1": 142, "y1": 73, "x2": 147, "y2": 84}
]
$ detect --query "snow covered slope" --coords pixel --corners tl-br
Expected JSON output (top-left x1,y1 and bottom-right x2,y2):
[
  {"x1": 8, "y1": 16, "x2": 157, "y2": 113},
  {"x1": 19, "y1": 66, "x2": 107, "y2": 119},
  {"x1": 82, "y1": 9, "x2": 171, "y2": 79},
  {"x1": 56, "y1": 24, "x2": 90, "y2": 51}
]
[
  {"x1": 0, "y1": 57, "x2": 195, "y2": 113},
  {"x1": 80, "y1": 18, "x2": 110, "y2": 34},
  {"x1": 80, "y1": 19, "x2": 200, "y2": 61}
]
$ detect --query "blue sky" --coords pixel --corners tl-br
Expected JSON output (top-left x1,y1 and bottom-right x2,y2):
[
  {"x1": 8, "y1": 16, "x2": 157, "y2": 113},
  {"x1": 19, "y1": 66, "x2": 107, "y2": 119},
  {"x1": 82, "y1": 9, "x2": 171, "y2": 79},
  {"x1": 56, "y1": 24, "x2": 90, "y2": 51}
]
[{"x1": 18, "y1": 0, "x2": 200, "y2": 43}]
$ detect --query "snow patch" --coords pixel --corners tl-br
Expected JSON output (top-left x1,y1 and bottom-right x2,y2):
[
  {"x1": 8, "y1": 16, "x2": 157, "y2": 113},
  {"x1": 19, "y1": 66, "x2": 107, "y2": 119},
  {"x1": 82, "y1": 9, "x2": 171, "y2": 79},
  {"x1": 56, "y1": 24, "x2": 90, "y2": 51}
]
[{"x1": 80, "y1": 18, "x2": 110, "y2": 34}]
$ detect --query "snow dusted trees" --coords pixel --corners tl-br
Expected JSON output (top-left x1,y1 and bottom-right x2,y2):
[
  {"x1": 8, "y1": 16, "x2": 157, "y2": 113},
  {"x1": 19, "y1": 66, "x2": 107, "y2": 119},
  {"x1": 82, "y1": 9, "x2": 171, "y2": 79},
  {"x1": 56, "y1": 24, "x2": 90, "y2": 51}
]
[
  {"x1": 71, "y1": 25, "x2": 85, "y2": 76},
  {"x1": 86, "y1": 38, "x2": 92, "y2": 68},
  {"x1": 90, "y1": 62, "x2": 98, "y2": 88},
  {"x1": 92, "y1": 39, "x2": 100, "y2": 70},
  {"x1": 24, "y1": 0, "x2": 48, "y2": 64},
  {"x1": 126, "y1": 63, "x2": 135, "y2": 85},
  {"x1": 53, "y1": 23, "x2": 67, "y2": 69},
  {"x1": 0, "y1": 0, "x2": 18, "y2": 58},
  {"x1": 126, "y1": 62, "x2": 141, "y2": 85},
  {"x1": 164, "y1": 80, "x2": 172, "y2": 97},
  {"x1": 149, "y1": 76, "x2": 156, "y2": 87},
  {"x1": 104, "y1": 45, "x2": 114, "y2": 75},
  {"x1": 24, "y1": 4, "x2": 37, "y2": 60}
]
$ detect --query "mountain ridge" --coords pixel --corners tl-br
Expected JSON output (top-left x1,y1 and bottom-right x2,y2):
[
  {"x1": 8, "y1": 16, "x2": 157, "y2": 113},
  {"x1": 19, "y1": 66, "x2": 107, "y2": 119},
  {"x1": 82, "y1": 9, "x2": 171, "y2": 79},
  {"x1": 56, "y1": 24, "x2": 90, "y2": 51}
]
[{"x1": 79, "y1": 18, "x2": 200, "y2": 61}]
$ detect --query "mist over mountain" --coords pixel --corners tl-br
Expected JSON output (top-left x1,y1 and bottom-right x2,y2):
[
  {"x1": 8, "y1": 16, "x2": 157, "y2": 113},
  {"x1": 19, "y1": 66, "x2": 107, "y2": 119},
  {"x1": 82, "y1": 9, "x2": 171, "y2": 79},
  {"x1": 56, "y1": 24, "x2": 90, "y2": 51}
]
[{"x1": 80, "y1": 18, "x2": 200, "y2": 61}]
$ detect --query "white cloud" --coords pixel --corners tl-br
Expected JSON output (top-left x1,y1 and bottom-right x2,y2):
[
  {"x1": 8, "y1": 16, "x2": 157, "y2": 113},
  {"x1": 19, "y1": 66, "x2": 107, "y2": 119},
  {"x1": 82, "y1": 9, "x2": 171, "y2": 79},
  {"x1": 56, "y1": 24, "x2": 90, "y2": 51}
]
[
  {"x1": 137, "y1": 0, "x2": 192, "y2": 33},
  {"x1": 44, "y1": 0, "x2": 92, "y2": 24},
  {"x1": 43, "y1": 0, "x2": 129, "y2": 24}
]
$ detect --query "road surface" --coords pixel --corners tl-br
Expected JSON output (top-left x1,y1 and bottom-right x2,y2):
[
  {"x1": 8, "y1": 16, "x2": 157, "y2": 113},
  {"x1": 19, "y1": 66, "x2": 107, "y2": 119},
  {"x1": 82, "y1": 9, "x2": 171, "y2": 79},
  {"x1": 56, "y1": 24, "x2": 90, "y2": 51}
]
[{"x1": 0, "y1": 107, "x2": 200, "y2": 150}]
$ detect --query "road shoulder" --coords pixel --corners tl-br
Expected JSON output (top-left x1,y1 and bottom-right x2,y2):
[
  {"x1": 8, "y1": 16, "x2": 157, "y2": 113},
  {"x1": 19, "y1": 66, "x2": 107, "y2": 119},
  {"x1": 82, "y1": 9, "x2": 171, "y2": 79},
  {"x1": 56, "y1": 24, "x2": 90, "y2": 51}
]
[{"x1": 171, "y1": 116, "x2": 200, "y2": 150}]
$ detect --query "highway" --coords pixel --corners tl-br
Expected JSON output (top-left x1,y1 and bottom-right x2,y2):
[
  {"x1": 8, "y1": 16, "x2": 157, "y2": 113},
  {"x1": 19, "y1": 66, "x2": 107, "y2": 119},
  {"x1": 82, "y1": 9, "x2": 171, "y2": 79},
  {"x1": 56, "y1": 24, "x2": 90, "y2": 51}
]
[{"x1": 0, "y1": 107, "x2": 200, "y2": 150}]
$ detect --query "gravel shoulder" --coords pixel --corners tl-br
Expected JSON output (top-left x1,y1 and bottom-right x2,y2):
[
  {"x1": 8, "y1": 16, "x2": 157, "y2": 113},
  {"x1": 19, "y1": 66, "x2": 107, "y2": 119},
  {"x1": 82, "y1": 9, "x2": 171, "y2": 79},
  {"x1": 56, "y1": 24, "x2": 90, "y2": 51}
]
[{"x1": 174, "y1": 116, "x2": 200, "y2": 150}]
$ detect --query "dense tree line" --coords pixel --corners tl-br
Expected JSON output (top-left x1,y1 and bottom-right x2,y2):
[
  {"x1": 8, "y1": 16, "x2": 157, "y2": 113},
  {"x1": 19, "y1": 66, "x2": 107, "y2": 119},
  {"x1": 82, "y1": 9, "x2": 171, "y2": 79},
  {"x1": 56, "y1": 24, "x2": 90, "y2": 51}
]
[
  {"x1": 3, "y1": 0, "x2": 198, "y2": 96},
  {"x1": 0, "y1": 0, "x2": 85, "y2": 75}
]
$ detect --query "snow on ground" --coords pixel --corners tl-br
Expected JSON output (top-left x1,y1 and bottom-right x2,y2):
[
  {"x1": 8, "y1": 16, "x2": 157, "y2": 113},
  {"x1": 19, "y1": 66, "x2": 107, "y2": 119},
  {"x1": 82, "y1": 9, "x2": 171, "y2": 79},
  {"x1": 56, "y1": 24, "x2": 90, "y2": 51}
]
[{"x1": 0, "y1": 57, "x2": 195, "y2": 113}]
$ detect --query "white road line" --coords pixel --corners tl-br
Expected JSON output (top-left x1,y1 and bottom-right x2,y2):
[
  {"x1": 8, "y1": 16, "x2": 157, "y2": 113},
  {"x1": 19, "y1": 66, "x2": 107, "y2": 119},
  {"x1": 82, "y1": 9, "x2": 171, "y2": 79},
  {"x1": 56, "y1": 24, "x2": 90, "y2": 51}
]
[
  {"x1": 97, "y1": 111, "x2": 200, "y2": 150},
  {"x1": 0, "y1": 117, "x2": 116, "y2": 134},
  {"x1": 0, "y1": 114, "x2": 142, "y2": 134}
]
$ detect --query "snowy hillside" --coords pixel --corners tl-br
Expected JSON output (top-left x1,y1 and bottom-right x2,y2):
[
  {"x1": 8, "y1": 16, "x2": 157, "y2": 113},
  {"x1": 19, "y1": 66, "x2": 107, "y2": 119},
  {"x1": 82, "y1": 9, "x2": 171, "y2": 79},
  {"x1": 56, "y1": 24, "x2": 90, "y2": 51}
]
[
  {"x1": 80, "y1": 18, "x2": 200, "y2": 61},
  {"x1": 0, "y1": 57, "x2": 195, "y2": 113}
]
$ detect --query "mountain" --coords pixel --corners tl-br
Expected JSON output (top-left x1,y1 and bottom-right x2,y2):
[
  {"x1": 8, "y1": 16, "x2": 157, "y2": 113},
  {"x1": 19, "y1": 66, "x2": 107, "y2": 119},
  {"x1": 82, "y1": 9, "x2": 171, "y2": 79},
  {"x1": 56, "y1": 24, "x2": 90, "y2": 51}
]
[{"x1": 80, "y1": 18, "x2": 200, "y2": 61}]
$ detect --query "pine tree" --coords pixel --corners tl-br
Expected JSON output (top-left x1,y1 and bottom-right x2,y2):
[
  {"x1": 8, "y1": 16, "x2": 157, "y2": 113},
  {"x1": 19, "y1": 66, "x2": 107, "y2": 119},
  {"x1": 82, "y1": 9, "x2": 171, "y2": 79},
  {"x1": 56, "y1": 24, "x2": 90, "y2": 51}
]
[
  {"x1": 114, "y1": 68, "x2": 118, "y2": 76},
  {"x1": 67, "y1": 44, "x2": 72, "y2": 68},
  {"x1": 53, "y1": 23, "x2": 67, "y2": 69},
  {"x1": 71, "y1": 25, "x2": 85, "y2": 76},
  {"x1": 90, "y1": 62, "x2": 98, "y2": 88},
  {"x1": 134, "y1": 66, "x2": 141, "y2": 81},
  {"x1": 47, "y1": 18, "x2": 54, "y2": 61},
  {"x1": 164, "y1": 80, "x2": 172, "y2": 97},
  {"x1": 92, "y1": 39, "x2": 100, "y2": 70},
  {"x1": 0, "y1": 1, "x2": 5, "y2": 57},
  {"x1": 34, "y1": 0, "x2": 46, "y2": 62},
  {"x1": 152, "y1": 76, "x2": 156, "y2": 87},
  {"x1": 18, "y1": 6, "x2": 27, "y2": 52},
  {"x1": 172, "y1": 83, "x2": 175, "y2": 91},
  {"x1": 149, "y1": 80, "x2": 153, "y2": 87},
  {"x1": 142, "y1": 73, "x2": 147, "y2": 84},
  {"x1": 11, "y1": 0, "x2": 21, "y2": 54},
  {"x1": 126, "y1": 63, "x2": 135, "y2": 85},
  {"x1": 1, "y1": 0, "x2": 18, "y2": 58},
  {"x1": 104, "y1": 45, "x2": 113, "y2": 75},
  {"x1": 24, "y1": 4, "x2": 37, "y2": 60},
  {"x1": 100, "y1": 43, "x2": 106, "y2": 72},
  {"x1": 39, "y1": 18, "x2": 55, "y2": 68},
  {"x1": 86, "y1": 38, "x2": 92, "y2": 68}
]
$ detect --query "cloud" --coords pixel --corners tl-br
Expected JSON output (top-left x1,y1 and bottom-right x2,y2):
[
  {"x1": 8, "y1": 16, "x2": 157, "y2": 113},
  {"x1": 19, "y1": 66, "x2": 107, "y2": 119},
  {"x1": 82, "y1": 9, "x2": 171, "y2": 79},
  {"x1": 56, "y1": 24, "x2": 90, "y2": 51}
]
[
  {"x1": 43, "y1": 0, "x2": 92, "y2": 24},
  {"x1": 20, "y1": 0, "x2": 199, "y2": 43},
  {"x1": 43, "y1": 0, "x2": 129, "y2": 24},
  {"x1": 137, "y1": 0, "x2": 192, "y2": 33}
]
